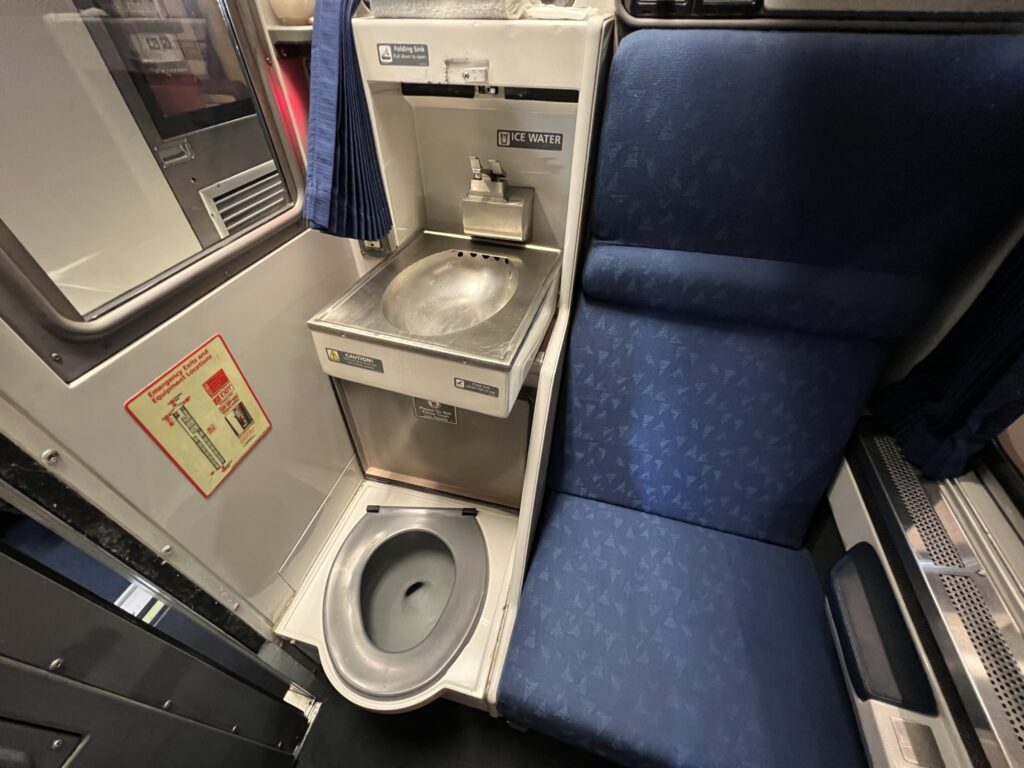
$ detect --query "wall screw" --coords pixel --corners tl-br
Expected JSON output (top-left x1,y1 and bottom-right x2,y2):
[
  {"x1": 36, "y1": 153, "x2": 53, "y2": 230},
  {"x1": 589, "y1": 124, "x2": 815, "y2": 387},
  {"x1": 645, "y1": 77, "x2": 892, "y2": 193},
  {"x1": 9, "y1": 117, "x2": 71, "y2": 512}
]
[
  {"x1": 41, "y1": 449, "x2": 60, "y2": 465},
  {"x1": 49, "y1": 657, "x2": 64, "y2": 671},
  {"x1": 230, "y1": 600, "x2": 240, "y2": 611},
  {"x1": 51, "y1": 739, "x2": 63, "y2": 751},
  {"x1": 231, "y1": 725, "x2": 239, "y2": 734},
  {"x1": 161, "y1": 545, "x2": 173, "y2": 554},
  {"x1": 163, "y1": 699, "x2": 173, "y2": 710},
  {"x1": 50, "y1": 352, "x2": 62, "y2": 363}
]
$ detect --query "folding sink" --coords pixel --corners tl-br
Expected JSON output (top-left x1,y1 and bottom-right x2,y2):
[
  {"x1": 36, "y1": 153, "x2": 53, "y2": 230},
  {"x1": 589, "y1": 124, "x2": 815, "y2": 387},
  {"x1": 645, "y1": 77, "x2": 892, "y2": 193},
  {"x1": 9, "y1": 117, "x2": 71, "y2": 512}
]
[{"x1": 309, "y1": 232, "x2": 560, "y2": 418}]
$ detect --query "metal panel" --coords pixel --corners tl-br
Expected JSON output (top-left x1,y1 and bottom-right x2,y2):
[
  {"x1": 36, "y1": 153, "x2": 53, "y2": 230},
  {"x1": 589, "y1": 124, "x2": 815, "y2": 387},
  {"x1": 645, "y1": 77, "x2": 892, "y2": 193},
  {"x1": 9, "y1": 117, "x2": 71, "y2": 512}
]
[
  {"x1": 0, "y1": 549, "x2": 306, "y2": 750},
  {"x1": 0, "y1": 719, "x2": 79, "y2": 768},
  {"x1": 0, "y1": 656, "x2": 294, "y2": 768},
  {"x1": 868, "y1": 434, "x2": 1024, "y2": 768},
  {"x1": 0, "y1": 437, "x2": 265, "y2": 653},
  {"x1": 338, "y1": 381, "x2": 531, "y2": 508}
]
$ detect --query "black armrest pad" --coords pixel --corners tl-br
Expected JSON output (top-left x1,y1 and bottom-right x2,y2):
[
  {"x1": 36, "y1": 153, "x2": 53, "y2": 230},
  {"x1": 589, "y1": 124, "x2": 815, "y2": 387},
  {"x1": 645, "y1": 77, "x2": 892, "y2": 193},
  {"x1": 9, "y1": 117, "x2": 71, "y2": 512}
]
[{"x1": 827, "y1": 542, "x2": 937, "y2": 715}]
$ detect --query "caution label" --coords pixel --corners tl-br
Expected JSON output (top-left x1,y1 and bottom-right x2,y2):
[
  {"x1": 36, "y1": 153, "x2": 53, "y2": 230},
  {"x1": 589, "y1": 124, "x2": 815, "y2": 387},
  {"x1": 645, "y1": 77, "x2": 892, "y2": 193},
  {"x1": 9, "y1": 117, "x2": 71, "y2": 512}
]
[{"x1": 125, "y1": 335, "x2": 271, "y2": 497}]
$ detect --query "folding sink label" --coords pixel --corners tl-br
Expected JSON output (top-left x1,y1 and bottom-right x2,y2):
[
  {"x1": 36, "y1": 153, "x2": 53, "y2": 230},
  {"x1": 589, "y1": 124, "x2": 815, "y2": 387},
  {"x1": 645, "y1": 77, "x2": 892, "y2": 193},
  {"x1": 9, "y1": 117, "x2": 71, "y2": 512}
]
[{"x1": 377, "y1": 43, "x2": 429, "y2": 67}]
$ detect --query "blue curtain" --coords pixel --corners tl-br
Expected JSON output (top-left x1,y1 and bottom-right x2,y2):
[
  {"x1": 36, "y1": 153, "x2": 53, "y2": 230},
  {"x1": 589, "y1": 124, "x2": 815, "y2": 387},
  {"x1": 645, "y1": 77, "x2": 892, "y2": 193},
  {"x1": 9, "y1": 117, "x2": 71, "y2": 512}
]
[
  {"x1": 304, "y1": 0, "x2": 393, "y2": 240},
  {"x1": 875, "y1": 239, "x2": 1024, "y2": 478}
]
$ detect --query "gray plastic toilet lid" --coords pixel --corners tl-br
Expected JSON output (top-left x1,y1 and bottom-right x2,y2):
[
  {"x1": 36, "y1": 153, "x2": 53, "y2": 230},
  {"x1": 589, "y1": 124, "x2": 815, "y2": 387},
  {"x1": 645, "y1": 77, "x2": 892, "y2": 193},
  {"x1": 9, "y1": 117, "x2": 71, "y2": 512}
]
[{"x1": 322, "y1": 507, "x2": 488, "y2": 699}]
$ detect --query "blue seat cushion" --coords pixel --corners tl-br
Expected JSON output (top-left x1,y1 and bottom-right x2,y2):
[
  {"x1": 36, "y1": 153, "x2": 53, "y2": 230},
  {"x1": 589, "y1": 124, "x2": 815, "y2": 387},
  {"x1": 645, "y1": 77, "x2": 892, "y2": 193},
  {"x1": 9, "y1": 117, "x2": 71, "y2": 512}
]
[{"x1": 498, "y1": 493, "x2": 865, "y2": 768}]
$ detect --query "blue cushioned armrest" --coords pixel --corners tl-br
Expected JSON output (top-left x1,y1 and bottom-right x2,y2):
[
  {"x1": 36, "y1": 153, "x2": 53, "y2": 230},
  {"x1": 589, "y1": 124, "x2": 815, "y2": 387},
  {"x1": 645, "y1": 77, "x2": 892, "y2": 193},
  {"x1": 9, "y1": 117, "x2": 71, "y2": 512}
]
[
  {"x1": 583, "y1": 243, "x2": 935, "y2": 340},
  {"x1": 828, "y1": 543, "x2": 937, "y2": 714}
]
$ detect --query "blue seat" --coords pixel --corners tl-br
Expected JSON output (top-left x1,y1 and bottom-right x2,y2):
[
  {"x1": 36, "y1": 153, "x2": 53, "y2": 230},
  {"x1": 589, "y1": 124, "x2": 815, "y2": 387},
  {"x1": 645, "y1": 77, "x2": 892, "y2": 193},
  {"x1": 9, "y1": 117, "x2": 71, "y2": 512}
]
[
  {"x1": 500, "y1": 27, "x2": 1024, "y2": 768},
  {"x1": 500, "y1": 493, "x2": 865, "y2": 768}
]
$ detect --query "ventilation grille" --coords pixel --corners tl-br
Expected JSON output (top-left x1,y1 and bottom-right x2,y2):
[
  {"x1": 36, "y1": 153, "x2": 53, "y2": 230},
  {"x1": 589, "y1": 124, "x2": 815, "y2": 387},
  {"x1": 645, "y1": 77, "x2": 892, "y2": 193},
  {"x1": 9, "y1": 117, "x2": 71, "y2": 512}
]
[
  {"x1": 875, "y1": 435, "x2": 964, "y2": 568},
  {"x1": 874, "y1": 433, "x2": 1024, "y2": 763},
  {"x1": 941, "y1": 574, "x2": 1024, "y2": 753},
  {"x1": 209, "y1": 169, "x2": 287, "y2": 236}
]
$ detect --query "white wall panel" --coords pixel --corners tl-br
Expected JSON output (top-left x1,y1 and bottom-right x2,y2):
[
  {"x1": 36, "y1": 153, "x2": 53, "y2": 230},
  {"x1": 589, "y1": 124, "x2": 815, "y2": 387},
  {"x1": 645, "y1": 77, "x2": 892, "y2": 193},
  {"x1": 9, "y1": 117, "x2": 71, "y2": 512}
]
[{"x1": 0, "y1": 230, "x2": 372, "y2": 625}]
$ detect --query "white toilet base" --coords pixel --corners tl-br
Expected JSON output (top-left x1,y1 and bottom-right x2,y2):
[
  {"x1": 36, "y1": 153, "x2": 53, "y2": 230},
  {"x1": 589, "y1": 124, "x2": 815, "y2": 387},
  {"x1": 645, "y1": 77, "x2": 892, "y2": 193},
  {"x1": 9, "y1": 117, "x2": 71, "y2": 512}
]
[{"x1": 275, "y1": 480, "x2": 517, "y2": 712}]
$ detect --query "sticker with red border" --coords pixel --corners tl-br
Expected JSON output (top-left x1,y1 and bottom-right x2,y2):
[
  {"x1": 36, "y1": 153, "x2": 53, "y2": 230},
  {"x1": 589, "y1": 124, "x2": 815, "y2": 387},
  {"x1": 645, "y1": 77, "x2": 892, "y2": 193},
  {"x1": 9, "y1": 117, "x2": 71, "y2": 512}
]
[{"x1": 124, "y1": 335, "x2": 271, "y2": 497}]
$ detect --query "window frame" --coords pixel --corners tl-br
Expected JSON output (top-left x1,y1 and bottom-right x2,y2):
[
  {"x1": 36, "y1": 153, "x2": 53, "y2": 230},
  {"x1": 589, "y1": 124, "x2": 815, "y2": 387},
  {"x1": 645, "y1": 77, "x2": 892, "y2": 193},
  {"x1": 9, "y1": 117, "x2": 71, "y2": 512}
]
[{"x1": 0, "y1": 0, "x2": 306, "y2": 383}]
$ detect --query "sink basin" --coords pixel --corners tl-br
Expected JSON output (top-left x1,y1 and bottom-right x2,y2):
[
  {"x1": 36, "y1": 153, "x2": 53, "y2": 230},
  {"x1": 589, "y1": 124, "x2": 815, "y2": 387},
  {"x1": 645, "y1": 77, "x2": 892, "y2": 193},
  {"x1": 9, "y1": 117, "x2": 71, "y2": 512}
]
[
  {"x1": 310, "y1": 231, "x2": 560, "y2": 372},
  {"x1": 310, "y1": 232, "x2": 560, "y2": 417},
  {"x1": 381, "y1": 250, "x2": 519, "y2": 337}
]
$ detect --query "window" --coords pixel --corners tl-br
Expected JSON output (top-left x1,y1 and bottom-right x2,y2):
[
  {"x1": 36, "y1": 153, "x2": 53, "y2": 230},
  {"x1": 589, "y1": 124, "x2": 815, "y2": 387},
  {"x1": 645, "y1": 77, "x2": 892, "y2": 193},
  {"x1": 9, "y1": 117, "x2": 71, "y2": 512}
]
[{"x1": 0, "y1": 0, "x2": 292, "y2": 317}]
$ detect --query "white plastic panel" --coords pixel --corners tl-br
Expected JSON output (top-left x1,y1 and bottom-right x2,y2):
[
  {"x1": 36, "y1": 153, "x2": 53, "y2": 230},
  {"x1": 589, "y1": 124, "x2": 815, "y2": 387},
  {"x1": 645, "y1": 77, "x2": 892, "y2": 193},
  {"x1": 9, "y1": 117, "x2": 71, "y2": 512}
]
[
  {"x1": 0, "y1": 231, "x2": 372, "y2": 627},
  {"x1": 353, "y1": 18, "x2": 608, "y2": 90}
]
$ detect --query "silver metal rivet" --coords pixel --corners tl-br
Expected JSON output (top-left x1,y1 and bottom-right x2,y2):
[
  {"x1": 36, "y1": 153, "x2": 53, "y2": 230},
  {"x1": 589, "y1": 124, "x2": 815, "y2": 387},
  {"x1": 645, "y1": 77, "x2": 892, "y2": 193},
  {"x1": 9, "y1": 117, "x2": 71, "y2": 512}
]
[
  {"x1": 51, "y1": 739, "x2": 63, "y2": 751},
  {"x1": 277, "y1": 741, "x2": 284, "y2": 749},
  {"x1": 161, "y1": 545, "x2": 173, "y2": 554},
  {"x1": 50, "y1": 352, "x2": 62, "y2": 363},
  {"x1": 163, "y1": 699, "x2": 173, "y2": 710},
  {"x1": 230, "y1": 600, "x2": 240, "y2": 611},
  {"x1": 41, "y1": 449, "x2": 60, "y2": 465},
  {"x1": 232, "y1": 725, "x2": 238, "y2": 733},
  {"x1": 49, "y1": 657, "x2": 64, "y2": 671}
]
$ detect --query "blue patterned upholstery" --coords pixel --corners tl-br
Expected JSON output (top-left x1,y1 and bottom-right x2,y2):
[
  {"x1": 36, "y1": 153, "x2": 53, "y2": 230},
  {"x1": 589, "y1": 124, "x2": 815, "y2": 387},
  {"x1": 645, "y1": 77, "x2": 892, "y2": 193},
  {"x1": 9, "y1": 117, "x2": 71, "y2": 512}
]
[
  {"x1": 551, "y1": 295, "x2": 881, "y2": 547},
  {"x1": 499, "y1": 493, "x2": 865, "y2": 768},
  {"x1": 592, "y1": 30, "x2": 1024, "y2": 275},
  {"x1": 500, "y1": 26, "x2": 1024, "y2": 768},
  {"x1": 584, "y1": 244, "x2": 933, "y2": 341},
  {"x1": 547, "y1": 27, "x2": 1024, "y2": 546}
]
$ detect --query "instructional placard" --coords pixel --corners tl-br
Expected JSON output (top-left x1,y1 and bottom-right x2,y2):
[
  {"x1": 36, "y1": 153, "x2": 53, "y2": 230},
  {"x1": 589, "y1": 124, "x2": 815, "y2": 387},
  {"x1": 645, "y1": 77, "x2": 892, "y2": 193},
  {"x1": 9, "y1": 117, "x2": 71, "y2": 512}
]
[{"x1": 125, "y1": 335, "x2": 271, "y2": 497}]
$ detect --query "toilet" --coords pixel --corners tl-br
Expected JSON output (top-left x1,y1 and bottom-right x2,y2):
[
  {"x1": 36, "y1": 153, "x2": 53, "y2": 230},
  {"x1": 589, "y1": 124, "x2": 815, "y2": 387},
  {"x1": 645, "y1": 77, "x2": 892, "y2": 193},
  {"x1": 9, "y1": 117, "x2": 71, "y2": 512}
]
[{"x1": 321, "y1": 506, "x2": 489, "y2": 699}]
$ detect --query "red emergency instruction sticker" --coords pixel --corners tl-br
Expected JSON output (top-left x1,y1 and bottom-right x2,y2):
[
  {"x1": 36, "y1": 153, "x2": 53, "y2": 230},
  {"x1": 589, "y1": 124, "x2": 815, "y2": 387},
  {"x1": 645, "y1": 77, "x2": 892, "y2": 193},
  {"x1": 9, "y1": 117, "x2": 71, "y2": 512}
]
[{"x1": 124, "y1": 335, "x2": 271, "y2": 497}]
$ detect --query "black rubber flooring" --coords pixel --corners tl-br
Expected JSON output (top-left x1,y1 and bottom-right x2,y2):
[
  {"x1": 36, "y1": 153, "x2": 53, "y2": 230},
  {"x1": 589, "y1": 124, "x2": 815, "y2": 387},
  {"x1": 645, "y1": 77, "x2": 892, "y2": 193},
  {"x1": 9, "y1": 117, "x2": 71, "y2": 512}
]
[{"x1": 296, "y1": 693, "x2": 614, "y2": 768}]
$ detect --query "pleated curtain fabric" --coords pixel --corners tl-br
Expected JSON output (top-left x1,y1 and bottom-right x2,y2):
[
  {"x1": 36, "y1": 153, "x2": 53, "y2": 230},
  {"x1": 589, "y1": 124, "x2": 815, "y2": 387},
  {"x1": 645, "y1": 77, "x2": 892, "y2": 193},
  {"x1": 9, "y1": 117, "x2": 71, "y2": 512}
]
[
  {"x1": 304, "y1": 0, "x2": 393, "y2": 240},
  {"x1": 875, "y1": 240, "x2": 1024, "y2": 479}
]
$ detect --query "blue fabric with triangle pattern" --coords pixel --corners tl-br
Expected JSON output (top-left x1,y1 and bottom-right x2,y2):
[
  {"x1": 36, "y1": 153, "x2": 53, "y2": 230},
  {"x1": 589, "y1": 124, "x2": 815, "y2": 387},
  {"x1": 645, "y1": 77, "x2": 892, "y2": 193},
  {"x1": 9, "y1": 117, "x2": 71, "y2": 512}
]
[
  {"x1": 500, "y1": 492, "x2": 865, "y2": 768},
  {"x1": 499, "y1": 27, "x2": 1024, "y2": 768}
]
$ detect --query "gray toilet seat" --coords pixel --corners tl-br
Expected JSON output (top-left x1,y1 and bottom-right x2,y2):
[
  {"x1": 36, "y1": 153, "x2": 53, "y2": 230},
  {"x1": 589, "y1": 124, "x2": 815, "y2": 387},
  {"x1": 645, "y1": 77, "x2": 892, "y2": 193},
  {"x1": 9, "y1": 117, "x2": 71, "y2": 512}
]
[{"x1": 322, "y1": 506, "x2": 488, "y2": 699}]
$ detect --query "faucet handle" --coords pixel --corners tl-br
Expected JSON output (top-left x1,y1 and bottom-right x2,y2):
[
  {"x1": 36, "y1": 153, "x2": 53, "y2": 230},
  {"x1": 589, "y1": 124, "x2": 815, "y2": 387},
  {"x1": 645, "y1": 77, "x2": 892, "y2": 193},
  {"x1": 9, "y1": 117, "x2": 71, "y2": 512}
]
[
  {"x1": 469, "y1": 156, "x2": 484, "y2": 180},
  {"x1": 487, "y1": 159, "x2": 505, "y2": 179}
]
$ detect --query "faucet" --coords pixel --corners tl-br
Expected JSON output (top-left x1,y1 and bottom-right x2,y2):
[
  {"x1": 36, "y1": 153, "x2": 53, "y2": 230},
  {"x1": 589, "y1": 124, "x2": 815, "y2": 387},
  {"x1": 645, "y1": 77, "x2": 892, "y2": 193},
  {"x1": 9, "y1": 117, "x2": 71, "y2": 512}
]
[
  {"x1": 462, "y1": 155, "x2": 534, "y2": 243},
  {"x1": 467, "y1": 156, "x2": 508, "y2": 201}
]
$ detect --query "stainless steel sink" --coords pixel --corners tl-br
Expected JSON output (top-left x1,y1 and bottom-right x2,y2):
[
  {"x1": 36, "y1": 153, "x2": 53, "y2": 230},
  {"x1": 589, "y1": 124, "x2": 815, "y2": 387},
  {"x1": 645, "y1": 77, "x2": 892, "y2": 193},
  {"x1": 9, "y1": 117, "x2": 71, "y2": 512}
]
[
  {"x1": 381, "y1": 250, "x2": 520, "y2": 337},
  {"x1": 310, "y1": 232, "x2": 560, "y2": 368}
]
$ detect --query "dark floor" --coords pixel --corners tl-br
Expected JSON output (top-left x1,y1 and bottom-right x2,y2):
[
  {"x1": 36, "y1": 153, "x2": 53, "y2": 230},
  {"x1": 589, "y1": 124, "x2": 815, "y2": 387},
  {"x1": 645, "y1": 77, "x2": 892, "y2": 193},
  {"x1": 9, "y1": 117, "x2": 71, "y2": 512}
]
[{"x1": 297, "y1": 693, "x2": 614, "y2": 768}]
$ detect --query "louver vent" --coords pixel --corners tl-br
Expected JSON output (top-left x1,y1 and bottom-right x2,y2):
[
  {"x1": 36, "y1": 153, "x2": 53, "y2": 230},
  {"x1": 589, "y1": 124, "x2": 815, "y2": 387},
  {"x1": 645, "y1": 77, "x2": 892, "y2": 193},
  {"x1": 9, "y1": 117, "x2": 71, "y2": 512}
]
[
  {"x1": 876, "y1": 435, "x2": 964, "y2": 569},
  {"x1": 872, "y1": 433, "x2": 1024, "y2": 764},
  {"x1": 201, "y1": 161, "x2": 287, "y2": 238}
]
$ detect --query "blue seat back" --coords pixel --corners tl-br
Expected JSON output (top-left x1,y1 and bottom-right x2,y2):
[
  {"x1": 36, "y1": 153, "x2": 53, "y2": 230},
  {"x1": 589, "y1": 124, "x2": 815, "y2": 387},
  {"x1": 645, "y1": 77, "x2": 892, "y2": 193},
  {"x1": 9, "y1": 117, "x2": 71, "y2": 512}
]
[{"x1": 552, "y1": 29, "x2": 1024, "y2": 547}]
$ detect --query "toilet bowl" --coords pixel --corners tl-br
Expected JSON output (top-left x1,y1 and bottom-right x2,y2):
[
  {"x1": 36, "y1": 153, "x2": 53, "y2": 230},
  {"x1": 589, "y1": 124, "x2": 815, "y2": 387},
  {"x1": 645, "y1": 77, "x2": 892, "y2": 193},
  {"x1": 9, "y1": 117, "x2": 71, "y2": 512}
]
[{"x1": 322, "y1": 506, "x2": 488, "y2": 699}]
